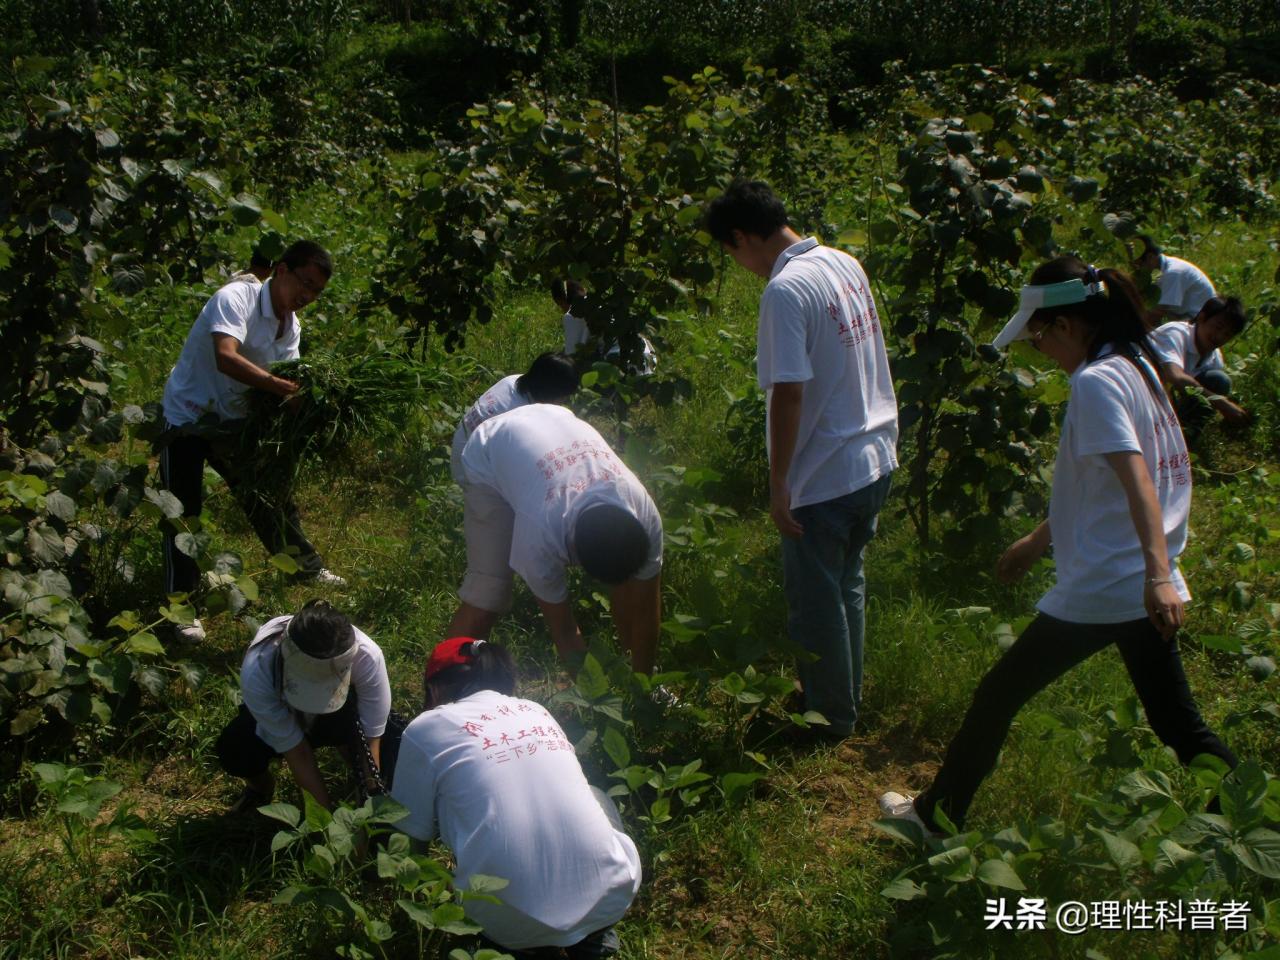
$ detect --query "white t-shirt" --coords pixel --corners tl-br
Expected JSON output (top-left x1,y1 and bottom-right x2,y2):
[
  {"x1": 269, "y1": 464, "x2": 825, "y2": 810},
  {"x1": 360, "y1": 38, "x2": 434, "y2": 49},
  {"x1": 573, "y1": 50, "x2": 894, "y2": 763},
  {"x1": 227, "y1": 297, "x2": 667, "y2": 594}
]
[
  {"x1": 1148, "y1": 320, "x2": 1224, "y2": 378},
  {"x1": 1038, "y1": 353, "x2": 1191, "y2": 623},
  {"x1": 239, "y1": 615, "x2": 390, "y2": 754},
  {"x1": 460, "y1": 405, "x2": 663, "y2": 602},
  {"x1": 1156, "y1": 254, "x2": 1216, "y2": 319},
  {"x1": 162, "y1": 276, "x2": 300, "y2": 425},
  {"x1": 563, "y1": 311, "x2": 591, "y2": 354},
  {"x1": 756, "y1": 238, "x2": 899, "y2": 508},
  {"x1": 391, "y1": 690, "x2": 641, "y2": 950},
  {"x1": 451, "y1": 375, "x2": 529, "y2": 483}
]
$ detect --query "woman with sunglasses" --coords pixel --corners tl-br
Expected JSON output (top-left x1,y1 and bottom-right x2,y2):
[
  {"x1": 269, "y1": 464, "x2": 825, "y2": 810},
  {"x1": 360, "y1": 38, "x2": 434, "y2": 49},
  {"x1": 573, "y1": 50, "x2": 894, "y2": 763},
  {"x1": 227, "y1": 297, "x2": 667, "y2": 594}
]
[{"x1": 879, "y1": 256, "x2": 1238, "y2": 833}]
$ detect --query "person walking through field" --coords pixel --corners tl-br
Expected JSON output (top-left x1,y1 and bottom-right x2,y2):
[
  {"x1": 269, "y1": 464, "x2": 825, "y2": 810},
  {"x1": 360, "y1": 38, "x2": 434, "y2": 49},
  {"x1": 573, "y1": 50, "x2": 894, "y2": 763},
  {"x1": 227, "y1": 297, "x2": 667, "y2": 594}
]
[
  {"x1": 446, "y1": 404, "x2": 663, "y2": 675},
  {"x1": 392, "y1": 637, "x2": 641, "y2": 958},
  {"x1": 704, "y1": 179, "x2": 899, "y2": 740},
  {"x1": 879, "y1": 257, "x2": 1237, "y2": 834},
  {"x1": 158, "y1": 240, "x2": 344, "y2": 642}
]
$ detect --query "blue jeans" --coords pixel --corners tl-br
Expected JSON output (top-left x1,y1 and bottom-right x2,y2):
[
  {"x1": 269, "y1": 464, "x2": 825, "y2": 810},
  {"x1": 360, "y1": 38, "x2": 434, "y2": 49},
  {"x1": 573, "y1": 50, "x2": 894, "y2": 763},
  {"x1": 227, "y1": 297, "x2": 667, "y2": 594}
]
[{"x1": 781, "y1": 473, "x2": 892, "y2": 736}]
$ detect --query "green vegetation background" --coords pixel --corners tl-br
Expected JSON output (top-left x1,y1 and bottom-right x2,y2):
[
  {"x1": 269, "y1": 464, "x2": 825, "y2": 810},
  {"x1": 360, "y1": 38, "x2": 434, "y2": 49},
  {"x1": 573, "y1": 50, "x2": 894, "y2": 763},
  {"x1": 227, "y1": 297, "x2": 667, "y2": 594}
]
[{"x1": 1, "y1": 2, "x2": 1278, "y2": 958}]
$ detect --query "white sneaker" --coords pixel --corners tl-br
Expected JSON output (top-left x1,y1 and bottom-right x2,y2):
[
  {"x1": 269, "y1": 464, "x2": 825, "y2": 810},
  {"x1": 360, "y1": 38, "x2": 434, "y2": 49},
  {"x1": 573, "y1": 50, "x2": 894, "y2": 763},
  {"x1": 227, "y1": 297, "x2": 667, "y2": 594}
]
[
  {"x1": 174, "y1": 618, "x2": 206, "y2": 643},
  {"x1": 878, "y1": 791, "x2": 935, "y2": 834},
  {"x1": 312, "y1": 568, "x2": 347, "y2": 587},
  {"x1": 650, "y1": 683, "x2": 682, "y2": 708}
]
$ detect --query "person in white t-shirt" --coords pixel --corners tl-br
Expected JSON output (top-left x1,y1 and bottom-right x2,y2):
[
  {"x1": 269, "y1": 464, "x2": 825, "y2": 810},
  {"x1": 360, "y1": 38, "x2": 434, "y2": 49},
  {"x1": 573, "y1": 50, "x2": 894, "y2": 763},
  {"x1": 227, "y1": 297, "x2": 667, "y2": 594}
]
[
  {"x1": 1132, "y1": 235, "x2": 1216, "y2": 323},
  {"x1": 392, "y1": 637, "x2": 640, "y2": 958},
  {"x1": 550, "y1": 279, "x2": 658, "y2": 377},
  {"x1": 215, "y1": 599, "x2": 398, "y2": 814},
  {"x1": 704, "y1": 179, "x2": 898, "y2": 739},
  {"x1": 159, "y1": 240, "x2": 344, "y2": 642},
  {"x1": 450, "y1": 353, "x2": 580, "y2": 484},
  {"x1": 447, "y1": 404, "x2": 663, "y2": 674},
  {"x1": 879, "y1": 257, "x2": 1237, "y2": 834},
  {"x1": 1148, "y1": 296, "x2": 1250, "y2": 429}
]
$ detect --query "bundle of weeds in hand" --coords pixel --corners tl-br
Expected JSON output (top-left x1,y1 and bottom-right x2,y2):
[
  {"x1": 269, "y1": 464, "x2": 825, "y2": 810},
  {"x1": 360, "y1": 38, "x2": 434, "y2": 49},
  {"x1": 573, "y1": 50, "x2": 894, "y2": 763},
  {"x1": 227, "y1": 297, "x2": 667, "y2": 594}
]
[{"x1": 243, "y1": 348, "x2": 437, "y2": 497}]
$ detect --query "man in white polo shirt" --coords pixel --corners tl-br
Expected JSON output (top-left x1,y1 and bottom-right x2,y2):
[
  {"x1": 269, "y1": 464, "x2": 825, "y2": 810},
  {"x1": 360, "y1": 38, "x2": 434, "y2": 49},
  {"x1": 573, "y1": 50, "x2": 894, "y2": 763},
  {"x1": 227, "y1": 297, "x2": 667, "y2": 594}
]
[
  {"x1": 159, "y1": 240, "x2": 343, "y2": 642},
  {"x1": 705, "y1": 179, "x2": 898, "y2": 739},
  {"x1": 1133, "y1": 235, "x2": 1216, "y2": 323},
  {"x1": 447, "y1": 404, "x2": 663, "y2": 674}
]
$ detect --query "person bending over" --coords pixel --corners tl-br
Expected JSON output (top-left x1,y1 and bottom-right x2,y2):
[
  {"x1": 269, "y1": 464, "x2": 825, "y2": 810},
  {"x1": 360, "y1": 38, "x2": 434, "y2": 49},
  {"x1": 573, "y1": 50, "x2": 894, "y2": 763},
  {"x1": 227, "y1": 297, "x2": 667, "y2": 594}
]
[
  {"x1": 1149, "y1": 295, "x2": 1249, "y2": 430},
  {"x1": 216, "y1": 599, "x2": 398, "y2": 813},
  {"x1": 450, "y1": 353, "x2": 580, "y2": 484},
  {"x1": 392, "y1": 637, "x2": 640, "y2": 958},
  {"x1": 447, "y1": 404, "x2": 663, "y2": 674}
]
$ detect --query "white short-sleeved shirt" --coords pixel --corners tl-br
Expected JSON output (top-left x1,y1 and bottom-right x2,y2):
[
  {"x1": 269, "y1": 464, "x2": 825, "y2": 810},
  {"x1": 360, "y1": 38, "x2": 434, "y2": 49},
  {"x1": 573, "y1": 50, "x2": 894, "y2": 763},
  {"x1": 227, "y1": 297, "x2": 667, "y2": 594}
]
[
  {"x1": 756, "y1": 238, "x2": 899, "y2": 508},
  {"x1": 1038, "y1": 353, "x2": 1192, "y2": 623},
  {"x1": 391, "y1": 690, "x2": 641, "y2": 949},
  {"x1": 451, "y1": 375, "x2": 529, "y2": 483},
  {"x1": 162, "y1": 276, "x2": 300, "y2": 425},
  {"x1": 460, "y1": 404, "x2": 662, "y2": 603},
  {"x1": 239, "y1": 615, "x2": 390, "y2": 754},
  {"x1": 1148, "y1": 320, "x2": 1224, "y2": 378},
  {"x1": 563, "y1": 311, "x2": 591, "y2": 354},
  {"x1": 1156, "y1": 254, "x2": 1216, "y2": 319}
]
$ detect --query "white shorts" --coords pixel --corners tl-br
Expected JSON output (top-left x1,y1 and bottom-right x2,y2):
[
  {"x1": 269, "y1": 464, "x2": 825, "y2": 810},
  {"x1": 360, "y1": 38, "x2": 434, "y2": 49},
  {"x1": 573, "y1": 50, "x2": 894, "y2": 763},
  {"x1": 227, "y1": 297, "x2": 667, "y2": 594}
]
[{"x1": 458, "y1": 482, "x2": 515, "y2": 613}]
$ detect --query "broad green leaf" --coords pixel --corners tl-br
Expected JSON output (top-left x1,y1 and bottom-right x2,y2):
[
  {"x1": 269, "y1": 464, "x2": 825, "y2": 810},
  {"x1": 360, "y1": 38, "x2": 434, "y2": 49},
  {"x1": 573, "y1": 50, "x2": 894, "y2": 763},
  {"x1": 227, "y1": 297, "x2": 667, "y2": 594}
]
[
  {"x1": 602, "y1": 725, "x2": 630, "y2": 769},
  {"x1": 881, "y1": 877, "x2": 926, "y2": 900},
  {"x1": 123, "y1": 632, "x2": 164, "y2": 656},
  {"x1": 976, "y1": 858, "x2": 1025, "y2": 890},
  {"x1": 269, "y1": 553, "x2": 300, "y2": 574}
]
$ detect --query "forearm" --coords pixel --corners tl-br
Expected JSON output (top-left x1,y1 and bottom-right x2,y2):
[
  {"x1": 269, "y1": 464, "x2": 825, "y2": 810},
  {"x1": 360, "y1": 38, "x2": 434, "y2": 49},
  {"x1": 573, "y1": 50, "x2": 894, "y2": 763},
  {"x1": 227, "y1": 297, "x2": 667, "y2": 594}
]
[
  {"x1": 1105, "y1": 452, "x2": 1171, "y2": 579},
  {"x1": 610, "y1": 575, "x2": 661, "y2": 674},
  {"x1": 283, "y1": 739, "x2": 332, "y2": 810},
  {"x1": 1028, "y1": 519, "x2": 1051, "y2": 553},
  {"x1": 536, "y1": 598, "x2": 585, "y2": 661},
  {"x1": 212, "y1": 335, "x2": 296, "y2": 396}
]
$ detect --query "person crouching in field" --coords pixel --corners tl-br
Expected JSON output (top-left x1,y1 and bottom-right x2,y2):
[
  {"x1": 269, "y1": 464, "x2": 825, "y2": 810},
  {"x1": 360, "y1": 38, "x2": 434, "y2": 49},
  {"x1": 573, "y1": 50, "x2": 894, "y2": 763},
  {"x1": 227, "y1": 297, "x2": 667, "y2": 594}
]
[
  {"x1": 391, "y1": 637, "x2": 641, "y2": 958},
  {"x1": 450, "y1": 353, "x2": 580, "y2": 484},
  {"x1": 158, "y1": 240, "x2": 344, "y2": 644},
  {"x1": 1148, "y1": 296, "x2": 1250, "y2": 434},
  {"x1": 447, "y1": 404, "x2": 663, "y2": 675},
  {"x1": 1131, "y1": 234, "x2": 1216, "y2": 324},
  {"x1": 704, "y1": 179, "x2": 899, "y2": 740},
  {"x1": 216, "y1": 599, "x2": 399, "y2": 813},
  {"x1": 879, "y1": 257, "x2": 1238, "y2": 834}
]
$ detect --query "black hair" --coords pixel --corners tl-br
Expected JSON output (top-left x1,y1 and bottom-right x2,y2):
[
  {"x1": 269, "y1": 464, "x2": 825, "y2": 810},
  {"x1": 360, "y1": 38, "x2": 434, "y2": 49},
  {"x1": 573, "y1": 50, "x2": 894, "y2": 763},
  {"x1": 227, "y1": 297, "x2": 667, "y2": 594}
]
[
  {"x1": 286, "y1": 599, "x2": 355, "y2": 658},
  {"x1": 516, "y1": 352, "x2": 580, "y2": 402},
  {"x1": 425, "y1": 641, "x2": 517, "y2": 708},
  {"x1": 549, "y1": 278, "x2": 587, "y2": 308},
  {"x1": 249, "y1": 248, "x2": 272, "y2": 271},
  {"x1": 704, "y1": 179, "x2": 790, "y2": 247},
  {"x1": 1197, "y1": 295, "x2": 1247, "y2": 336},
  {"x1": 279, "y1": 240, "x2": 333, "y2": 279},
  {"x1": 1028, "y1": 256, "x2": 1161, "y2": 389},
  {"x1": 574, "y1": 502, "x2": 649, "y2": 585},
  {"x1": 1135, "y1": 234, "x2": 1162, "y2": 258}
]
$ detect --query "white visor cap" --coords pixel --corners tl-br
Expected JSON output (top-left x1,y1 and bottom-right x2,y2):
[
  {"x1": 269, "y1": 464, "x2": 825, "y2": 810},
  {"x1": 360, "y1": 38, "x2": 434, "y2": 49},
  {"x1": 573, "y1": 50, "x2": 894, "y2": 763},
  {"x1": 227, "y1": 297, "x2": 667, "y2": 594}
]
[
  {"x1": 280, "y1": 628, "x2": 358, "y2": 714},
  {"x1": 992, "y1": 277, "x2": 1106, "y2": 349}
]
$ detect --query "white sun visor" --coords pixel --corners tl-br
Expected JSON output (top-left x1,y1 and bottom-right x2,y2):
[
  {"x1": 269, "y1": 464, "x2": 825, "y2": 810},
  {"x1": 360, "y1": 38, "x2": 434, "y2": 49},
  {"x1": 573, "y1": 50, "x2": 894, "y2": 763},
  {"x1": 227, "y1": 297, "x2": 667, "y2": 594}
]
[{"x1": 992, "y1": 277, "x2": 1106, "y2": 349}]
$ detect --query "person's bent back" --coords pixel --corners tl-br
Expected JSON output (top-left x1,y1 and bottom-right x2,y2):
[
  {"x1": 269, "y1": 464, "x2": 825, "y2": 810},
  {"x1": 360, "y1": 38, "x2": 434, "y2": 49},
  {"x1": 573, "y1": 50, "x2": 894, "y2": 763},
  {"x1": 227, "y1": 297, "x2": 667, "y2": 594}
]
[{"x1": 391, "y1": 638, "x2": 640, "y2": 956}]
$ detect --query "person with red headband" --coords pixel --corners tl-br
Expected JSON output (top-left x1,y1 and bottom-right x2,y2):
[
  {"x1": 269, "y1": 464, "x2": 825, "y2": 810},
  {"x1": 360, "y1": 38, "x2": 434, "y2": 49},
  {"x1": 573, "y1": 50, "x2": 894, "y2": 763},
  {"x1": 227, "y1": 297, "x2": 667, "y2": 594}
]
[{"x1": 391, "y1": 637, "x2": 641, "y2": 958}]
